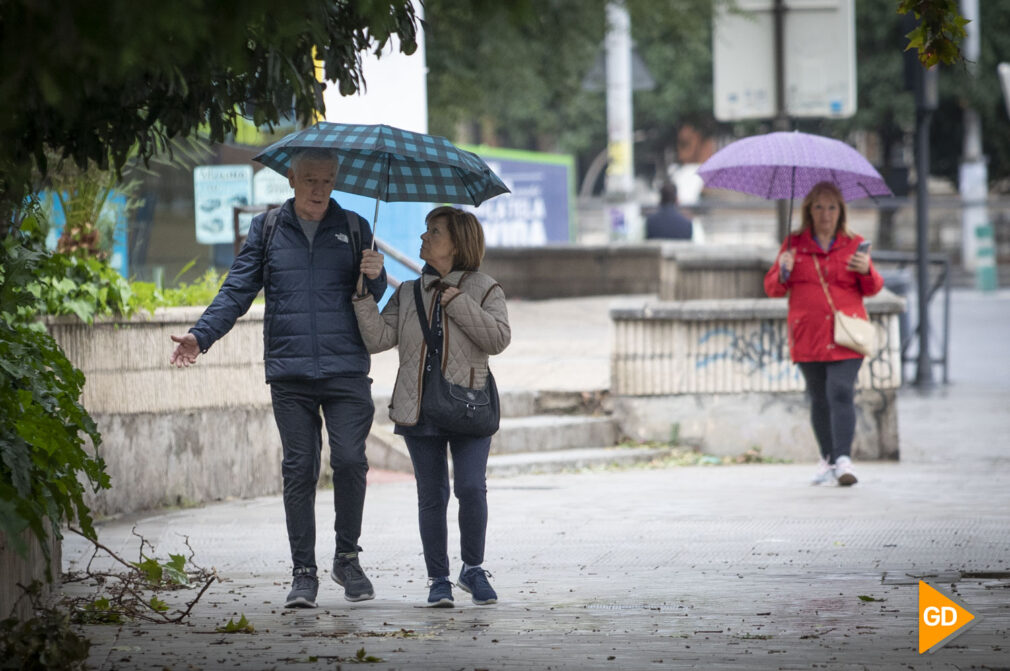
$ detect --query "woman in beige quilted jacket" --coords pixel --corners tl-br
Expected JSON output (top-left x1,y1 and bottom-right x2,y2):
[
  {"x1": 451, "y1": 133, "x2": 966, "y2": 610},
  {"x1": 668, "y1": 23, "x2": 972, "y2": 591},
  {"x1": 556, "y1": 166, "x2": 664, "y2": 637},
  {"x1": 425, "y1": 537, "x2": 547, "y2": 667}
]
[{"x1": 353, "y1": 206, "x2": 511, "y2": 608}]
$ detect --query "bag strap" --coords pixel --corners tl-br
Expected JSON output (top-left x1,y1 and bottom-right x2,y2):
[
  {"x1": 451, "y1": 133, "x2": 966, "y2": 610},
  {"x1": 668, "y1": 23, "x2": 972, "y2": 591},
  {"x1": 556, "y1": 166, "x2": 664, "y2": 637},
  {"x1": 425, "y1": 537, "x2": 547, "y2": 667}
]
[
  {"x1": 812, "y1": 256, "x2": 839, "y2": 315},
  {"x1": 261, "y1": 207, "x2": 281, "y2": 296},
  {"x1": 413, "y1": 279, "x2": 441, "y2": 354}
]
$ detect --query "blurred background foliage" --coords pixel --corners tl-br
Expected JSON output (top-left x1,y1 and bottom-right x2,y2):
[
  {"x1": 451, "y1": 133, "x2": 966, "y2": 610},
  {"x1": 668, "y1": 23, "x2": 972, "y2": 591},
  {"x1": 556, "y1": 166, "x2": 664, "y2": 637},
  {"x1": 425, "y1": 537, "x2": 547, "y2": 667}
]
[{"x1": 425, "y1": 0, "x2": 1010, "y2": 192}]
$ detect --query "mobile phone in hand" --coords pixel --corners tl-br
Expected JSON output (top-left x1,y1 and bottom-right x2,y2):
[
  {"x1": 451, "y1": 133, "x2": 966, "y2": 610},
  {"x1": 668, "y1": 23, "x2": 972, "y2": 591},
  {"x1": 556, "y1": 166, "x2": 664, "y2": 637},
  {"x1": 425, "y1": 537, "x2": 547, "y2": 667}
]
[{"x1": 856, "y1": 240, "x2": 871, "y2": 254}]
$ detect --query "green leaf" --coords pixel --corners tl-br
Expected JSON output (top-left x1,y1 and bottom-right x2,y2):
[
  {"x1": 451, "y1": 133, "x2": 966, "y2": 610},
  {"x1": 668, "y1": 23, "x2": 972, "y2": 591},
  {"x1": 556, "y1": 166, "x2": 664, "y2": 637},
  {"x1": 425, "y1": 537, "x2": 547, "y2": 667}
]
[
  {"x1": 162, "y1": 562, "x2": 190, "y2": 586},
  {"x1": 216, "y1": 614, "x2": 255, "y2": 633},
  {"x1": 131, "y1": 556, "x2": 163, "y2": 584},
  {"x1": 353, "y1": 647, "x2": 383, "y2": 663}
]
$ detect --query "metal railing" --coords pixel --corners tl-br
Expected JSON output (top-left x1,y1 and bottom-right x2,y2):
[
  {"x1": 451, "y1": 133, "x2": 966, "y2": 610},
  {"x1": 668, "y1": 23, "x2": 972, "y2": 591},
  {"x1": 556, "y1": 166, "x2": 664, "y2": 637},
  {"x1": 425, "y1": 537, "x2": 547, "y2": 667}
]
[
  {"x1": 374, "y1": 236, "x2": 423, "y2": 288},
  {"x1": 872, "y1": 250, "x2": 951, "y2": 384}
]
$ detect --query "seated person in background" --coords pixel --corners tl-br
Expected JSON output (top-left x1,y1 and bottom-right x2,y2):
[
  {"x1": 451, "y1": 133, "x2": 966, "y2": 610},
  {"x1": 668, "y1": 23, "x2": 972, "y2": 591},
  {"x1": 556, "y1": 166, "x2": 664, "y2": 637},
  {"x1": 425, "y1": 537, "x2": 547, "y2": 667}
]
[{"x1": 645, "y1": 182, "x2": 693, "y2": 240}]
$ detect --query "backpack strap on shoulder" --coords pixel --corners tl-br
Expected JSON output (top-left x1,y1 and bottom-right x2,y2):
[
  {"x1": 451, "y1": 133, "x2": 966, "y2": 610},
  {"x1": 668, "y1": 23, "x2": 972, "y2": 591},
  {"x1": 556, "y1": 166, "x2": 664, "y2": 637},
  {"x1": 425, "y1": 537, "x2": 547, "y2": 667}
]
[{"x1": 261, "y1": 207, "x2": 281, "y2": 296}]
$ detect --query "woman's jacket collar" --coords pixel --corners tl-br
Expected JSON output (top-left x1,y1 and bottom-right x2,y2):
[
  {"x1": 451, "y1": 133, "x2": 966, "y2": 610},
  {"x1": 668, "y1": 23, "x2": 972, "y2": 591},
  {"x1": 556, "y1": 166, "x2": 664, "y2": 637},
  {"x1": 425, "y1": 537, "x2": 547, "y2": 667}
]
[{"x1": 420, "y1": 265, "x2": 469, "y2": 291}]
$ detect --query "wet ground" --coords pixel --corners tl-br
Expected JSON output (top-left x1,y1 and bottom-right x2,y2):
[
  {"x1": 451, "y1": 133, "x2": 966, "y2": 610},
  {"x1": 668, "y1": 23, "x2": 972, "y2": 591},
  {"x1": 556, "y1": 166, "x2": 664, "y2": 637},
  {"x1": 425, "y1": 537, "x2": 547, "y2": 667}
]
[{"x1": 61, "y1": 289, "x2": 1010, "y2": 670}]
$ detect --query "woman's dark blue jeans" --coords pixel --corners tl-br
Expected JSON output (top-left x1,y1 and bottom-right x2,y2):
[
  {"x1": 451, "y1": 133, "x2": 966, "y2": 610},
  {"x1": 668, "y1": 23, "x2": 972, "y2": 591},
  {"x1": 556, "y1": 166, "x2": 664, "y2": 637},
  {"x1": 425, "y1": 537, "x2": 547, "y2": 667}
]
[
  {"x1": 403, "y1": 434, "x2": 492, "y2": 578},
  {"x1": 798, "y1": 359, "x2": 863, "y2": 463}
]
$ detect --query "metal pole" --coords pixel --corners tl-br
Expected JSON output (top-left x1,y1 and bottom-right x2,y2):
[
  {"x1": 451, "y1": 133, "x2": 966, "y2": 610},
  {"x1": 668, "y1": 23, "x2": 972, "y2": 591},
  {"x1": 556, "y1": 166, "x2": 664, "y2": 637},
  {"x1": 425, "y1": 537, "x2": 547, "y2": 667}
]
[
  {"x1": 604, "y1": 2, "x2": 639, "y2": 241},
  {"x1": 914, "y1": 68, "x2": 936, "y2": 388},
  {"x1": 773, "y1": 0, "x2": 791, "y2": 241},
  {"x1": 958, "y1": 0, "x2": 992, "y2": 289}
]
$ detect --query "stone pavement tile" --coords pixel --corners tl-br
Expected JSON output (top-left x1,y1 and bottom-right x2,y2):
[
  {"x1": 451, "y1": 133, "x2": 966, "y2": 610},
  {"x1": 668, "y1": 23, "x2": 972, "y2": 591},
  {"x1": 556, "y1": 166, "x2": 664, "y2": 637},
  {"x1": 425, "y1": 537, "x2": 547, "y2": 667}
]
[
  {"x1": 56, "y1": 289, "x2": 1010, "y2": 669},
  {"x1": 63, "y1": 464, "x2": 1010, "y2": 670}
]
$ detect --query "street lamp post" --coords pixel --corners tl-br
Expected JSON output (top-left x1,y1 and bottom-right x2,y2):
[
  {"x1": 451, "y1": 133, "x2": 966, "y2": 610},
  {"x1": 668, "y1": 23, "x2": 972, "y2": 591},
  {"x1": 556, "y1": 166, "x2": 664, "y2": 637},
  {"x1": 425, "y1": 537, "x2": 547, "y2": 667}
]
[{"x1": 914, "y1": 65, "x2": 938, "y2": 388}]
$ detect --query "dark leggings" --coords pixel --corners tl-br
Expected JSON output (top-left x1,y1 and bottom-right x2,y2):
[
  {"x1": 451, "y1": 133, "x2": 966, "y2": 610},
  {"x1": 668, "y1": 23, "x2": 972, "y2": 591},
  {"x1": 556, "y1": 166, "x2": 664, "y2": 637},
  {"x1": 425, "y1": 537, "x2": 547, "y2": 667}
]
[{"x1": 798, "y1": 359, "x2": 863, "y2": 463}]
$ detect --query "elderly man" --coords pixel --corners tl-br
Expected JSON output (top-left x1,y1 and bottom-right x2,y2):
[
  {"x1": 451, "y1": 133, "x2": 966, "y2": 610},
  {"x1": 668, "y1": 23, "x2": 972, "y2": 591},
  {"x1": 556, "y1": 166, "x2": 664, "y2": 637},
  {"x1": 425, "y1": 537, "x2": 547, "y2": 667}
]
[{"x1": 170, "y1": 148, "x2": 387, "y2": 608}]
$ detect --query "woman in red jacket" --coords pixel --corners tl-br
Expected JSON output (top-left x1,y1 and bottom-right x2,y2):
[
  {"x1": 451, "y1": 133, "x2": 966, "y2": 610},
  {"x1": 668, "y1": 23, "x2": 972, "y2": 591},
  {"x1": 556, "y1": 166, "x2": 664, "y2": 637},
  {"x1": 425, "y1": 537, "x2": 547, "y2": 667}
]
[{"x1": 764, "y1": 181, "x2": 884, "y2": 486}]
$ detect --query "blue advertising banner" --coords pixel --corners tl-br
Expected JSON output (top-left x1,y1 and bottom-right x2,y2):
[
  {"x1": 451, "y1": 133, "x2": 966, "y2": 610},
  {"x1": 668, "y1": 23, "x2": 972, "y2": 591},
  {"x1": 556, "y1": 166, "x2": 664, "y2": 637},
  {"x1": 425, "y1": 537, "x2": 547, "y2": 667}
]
[{"x1": 460, "y1": 145, "x2": 575, "y2": 246}]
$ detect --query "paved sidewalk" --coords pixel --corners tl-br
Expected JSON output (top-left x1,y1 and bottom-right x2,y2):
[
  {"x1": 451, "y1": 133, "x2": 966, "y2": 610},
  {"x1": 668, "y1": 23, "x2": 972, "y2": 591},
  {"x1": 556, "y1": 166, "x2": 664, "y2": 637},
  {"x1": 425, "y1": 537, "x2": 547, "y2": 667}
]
[{"x1": 61, "y1": 289, "x2": 1010, "y2": 670}]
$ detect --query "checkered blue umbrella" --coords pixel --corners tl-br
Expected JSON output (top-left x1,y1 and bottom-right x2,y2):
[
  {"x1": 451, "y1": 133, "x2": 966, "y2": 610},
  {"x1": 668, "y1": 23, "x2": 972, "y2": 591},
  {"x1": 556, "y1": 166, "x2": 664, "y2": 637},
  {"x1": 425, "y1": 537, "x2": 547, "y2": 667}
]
[{"x1": 253, "y1": 122, "x2": 510, "y2": 238}]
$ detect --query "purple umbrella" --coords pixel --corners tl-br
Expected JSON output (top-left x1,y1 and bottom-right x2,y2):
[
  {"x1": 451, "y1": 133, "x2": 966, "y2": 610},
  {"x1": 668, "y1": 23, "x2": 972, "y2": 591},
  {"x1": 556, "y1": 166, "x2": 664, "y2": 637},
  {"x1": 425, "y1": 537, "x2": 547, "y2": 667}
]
[{"x1": 697, "y1": 131, "x2": 892, "y2": 203}]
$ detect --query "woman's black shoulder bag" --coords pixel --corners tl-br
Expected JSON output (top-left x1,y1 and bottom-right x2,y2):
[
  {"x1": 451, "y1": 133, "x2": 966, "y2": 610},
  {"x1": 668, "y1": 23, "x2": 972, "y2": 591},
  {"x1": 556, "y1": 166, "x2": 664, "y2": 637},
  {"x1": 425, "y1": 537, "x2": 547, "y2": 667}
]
[{"x1": 413, "y1": 280, "x2": 500, "y2": 437}]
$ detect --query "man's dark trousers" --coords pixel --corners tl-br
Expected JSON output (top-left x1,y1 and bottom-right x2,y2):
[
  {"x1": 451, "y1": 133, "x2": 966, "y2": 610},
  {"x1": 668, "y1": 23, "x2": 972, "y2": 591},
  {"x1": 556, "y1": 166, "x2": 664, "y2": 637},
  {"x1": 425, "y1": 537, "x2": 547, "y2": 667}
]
[{"x1": 270, "y1": 375, "x2": 374, "y2": 571}]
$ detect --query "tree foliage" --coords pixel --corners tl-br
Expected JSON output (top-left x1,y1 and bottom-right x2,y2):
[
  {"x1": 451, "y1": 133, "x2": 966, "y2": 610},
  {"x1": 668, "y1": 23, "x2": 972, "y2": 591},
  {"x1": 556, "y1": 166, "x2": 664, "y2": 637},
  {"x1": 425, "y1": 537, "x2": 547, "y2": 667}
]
[
  {"x1": 928, "y1": 0, "x2": 1010, "y2": 188},
  {"x1": 0, "y1": 215, "x2": 111, "y2": 580},
  {"x1": 426, "y1": 0, "x2": 607, "y2": 152},
  {"x1": 898, "y1": 0, "x2": 969, "y2": 67},
  {"x1": 425, "y1": 0, "x2": 714, "y2": 188},
  {"x1": 0, "y1": 0, "x2": 419, "y2": 224},
  {"x1": 425, "y1": 0, "x2": 1008, "y2": 191},
  {"x1": 0, "y1": 0, "x2": 422, "y2": 575}
]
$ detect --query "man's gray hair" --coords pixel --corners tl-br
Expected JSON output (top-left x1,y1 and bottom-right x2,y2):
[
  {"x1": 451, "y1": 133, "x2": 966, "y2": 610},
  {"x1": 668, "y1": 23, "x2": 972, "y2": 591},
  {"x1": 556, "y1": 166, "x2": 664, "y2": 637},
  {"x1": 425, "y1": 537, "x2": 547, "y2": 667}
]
[{"x1": 290, "y1": 148, "x2": 340, "y2": 172}]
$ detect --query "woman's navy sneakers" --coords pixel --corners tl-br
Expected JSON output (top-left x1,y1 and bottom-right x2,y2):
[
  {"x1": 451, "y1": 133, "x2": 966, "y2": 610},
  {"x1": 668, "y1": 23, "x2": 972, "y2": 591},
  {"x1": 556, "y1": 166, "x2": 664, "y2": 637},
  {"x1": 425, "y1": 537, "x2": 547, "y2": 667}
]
[
  {"x1": 426, "y1": 577, "x2": 454, "y2": 608},
  {"x1": 457, "y1": 567, "x2": 497, "y2": 605}
]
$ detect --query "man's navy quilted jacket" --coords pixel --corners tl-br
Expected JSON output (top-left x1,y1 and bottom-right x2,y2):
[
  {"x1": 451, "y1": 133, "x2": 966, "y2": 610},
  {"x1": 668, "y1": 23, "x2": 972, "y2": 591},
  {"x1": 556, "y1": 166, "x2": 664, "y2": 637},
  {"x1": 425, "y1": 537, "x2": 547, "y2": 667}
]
[{"x1": 189, "y1": 199, "x2": 386, "y2": 382}]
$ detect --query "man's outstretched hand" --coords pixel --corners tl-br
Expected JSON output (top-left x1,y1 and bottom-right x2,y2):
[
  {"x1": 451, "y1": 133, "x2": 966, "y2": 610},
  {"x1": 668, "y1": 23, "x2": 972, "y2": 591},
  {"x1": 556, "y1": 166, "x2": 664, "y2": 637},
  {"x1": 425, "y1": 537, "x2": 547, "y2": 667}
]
[{"x1": 170, "y1": 333, "x2": 200, "y2": 367}]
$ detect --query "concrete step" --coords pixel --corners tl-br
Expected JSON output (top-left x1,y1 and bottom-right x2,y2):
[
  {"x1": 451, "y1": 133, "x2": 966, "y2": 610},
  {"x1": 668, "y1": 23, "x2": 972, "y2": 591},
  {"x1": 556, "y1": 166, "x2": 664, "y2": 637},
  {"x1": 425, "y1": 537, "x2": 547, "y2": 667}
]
[
  {"x1": 486, "y1": 445, "x2": 673, "y2": 477},
  {"x1": 490, "y1": 415, "x2": 618, "y2": 455}
]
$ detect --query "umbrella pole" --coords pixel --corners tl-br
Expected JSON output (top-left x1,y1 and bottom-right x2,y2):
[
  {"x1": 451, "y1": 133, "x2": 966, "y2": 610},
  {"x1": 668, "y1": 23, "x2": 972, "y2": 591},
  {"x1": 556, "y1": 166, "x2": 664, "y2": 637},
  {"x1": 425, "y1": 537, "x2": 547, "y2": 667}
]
[
  {"x1": 785, "y1": 166, "x2": 796, "y2": 250},
  {"x1": 370, "y1": 197, "x2": 380, "y2": 250},
  {"x1": 370, "y1": 153, "x2": 391, "y2": 250}
]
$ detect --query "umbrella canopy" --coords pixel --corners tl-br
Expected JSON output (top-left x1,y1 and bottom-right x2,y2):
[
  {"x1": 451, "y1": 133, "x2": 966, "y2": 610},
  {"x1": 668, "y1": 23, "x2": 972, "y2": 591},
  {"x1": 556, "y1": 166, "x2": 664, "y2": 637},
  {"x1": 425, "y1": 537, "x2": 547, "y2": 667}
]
[
  {"x1": 697, "y1": 131, "x2": 892, "y2": 202},
  {"x1": 253, "y1": 122, "x2": 510, "y2": 208}
]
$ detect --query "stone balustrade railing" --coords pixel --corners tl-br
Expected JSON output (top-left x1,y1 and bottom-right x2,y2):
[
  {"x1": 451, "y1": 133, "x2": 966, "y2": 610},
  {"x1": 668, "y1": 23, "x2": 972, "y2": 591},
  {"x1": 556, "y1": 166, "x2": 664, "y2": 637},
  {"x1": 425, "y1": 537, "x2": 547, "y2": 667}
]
[{"x1": 609, "y1": 291, "x2": 906, "y2": 462}]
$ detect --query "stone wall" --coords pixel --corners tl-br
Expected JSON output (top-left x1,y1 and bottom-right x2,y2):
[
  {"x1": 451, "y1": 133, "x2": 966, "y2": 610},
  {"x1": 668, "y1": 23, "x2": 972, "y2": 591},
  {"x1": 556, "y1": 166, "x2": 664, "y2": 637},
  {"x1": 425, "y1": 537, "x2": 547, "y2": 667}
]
[
  {"x1": 0, "y1": 527, "x2": 61, "y2": 621},
  {"x1": 480, "y1": 244, "x2": 662, "y2": 299},
  {"x1": 46, "y1": 307, "x2": 407, "y2": 517},
  {"x1": 659, "y1": 246, "x2": 779, "y2": 300},
  {"x1": 610, "y1": 291, "x2": 906, "y2": 462},
  {"x1": 480, "y1": 243, "x2": 781, "y2": 302}
]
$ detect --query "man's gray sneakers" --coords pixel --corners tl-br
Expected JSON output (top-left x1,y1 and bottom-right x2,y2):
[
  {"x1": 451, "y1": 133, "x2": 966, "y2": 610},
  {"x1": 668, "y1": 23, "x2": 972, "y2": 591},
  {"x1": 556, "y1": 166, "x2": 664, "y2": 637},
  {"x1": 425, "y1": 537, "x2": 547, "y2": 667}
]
[
  {"x1": 331, "y1": 552, "x2": 375, "y2": 602},
  {"x1": 285, "y1": 567, "x2": 319, "y2": 608}
]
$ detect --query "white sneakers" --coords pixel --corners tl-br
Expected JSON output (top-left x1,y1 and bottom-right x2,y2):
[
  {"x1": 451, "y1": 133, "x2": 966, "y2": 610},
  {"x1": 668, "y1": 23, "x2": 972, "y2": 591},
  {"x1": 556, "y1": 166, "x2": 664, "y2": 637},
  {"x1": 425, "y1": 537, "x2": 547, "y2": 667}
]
[
  {"x1": 812, "y1": 456, "x2": 858, "y2": 486},
  {"x1": 811, "y1": 457, "x2": 838, "y2": 485},
  {"x1": 834, "y1": 456, "x2": 858, "y2": 486}
]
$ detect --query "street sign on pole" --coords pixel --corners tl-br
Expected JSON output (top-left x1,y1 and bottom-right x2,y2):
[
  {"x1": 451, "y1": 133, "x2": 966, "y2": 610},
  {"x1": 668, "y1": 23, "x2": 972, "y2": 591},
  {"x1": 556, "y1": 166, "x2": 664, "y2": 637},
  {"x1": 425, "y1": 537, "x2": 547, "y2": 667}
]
[
  {"x1": 193, "y1": 165, "x2": 253, "y2": 245},
  {"x1": 713, "y1": 0, "x2": 856, "y2": 121}
]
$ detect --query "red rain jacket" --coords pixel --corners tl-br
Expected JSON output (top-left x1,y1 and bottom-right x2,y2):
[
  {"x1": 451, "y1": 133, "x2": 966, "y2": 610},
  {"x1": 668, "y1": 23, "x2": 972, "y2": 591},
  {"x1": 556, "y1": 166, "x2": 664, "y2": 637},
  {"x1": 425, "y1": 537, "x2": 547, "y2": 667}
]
[{"x1": 763, "y1": 229, "x2": 884, "y2": 362}]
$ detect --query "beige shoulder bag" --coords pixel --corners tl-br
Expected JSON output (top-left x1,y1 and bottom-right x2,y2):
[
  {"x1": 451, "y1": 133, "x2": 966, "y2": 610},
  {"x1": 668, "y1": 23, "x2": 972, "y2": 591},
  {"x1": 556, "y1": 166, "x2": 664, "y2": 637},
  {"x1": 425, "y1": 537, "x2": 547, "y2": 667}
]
[{"x1": 812, "y1": 257, "x2": 878, "y2": 358}]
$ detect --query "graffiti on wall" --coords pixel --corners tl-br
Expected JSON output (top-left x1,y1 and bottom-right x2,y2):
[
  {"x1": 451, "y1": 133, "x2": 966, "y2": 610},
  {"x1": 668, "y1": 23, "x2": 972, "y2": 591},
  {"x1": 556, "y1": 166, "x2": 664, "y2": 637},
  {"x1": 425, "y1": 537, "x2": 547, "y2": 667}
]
[
  {"x1": 695, "y1": 321, "x2": 797, "y2": 382},
  {"x1": 694, "y1": 318, "x2": 895, "y2": 389}
]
